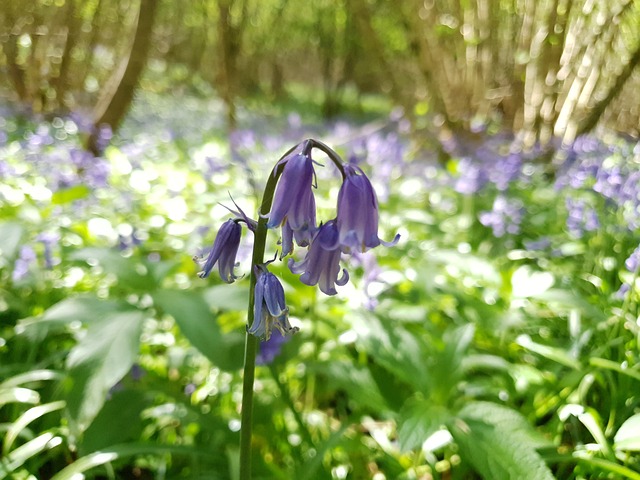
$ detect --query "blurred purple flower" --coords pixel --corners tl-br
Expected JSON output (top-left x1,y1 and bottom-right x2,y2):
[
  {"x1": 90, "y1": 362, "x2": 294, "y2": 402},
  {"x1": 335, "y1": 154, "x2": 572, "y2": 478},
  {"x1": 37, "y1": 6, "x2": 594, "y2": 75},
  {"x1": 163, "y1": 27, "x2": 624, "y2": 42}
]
[
  {"x1": 479, "y1": 196, "x2": 523, "y2": 237},
  {"x1": 454, "y1": 158, "x2": 488, "y2": 194},
  {"x1": 524, "y1": 237, "x2": 552, "y2": 251},
  {"x1": 336, "y1": 164, "x2": 399, "y2": 253},
  {"x1": 256, "y1": 330, "x2": 289, "y2": 365},
  {"x1": 12, "y1": 246, "x2": 36, "y2": 281},
  {"x1": 289, "y1": 220, "x2": 349, "y2": 295},
  {"x1": 489, "y1": 153, "x2": 522, "y2": 191},
  {"x1": 248, "y1": 266, "x2": 297, "y2": 340},
  {"x1": 37, "y1": 232, "x2": 60, "y2": 268},
  {"x1": 565, "y1": 198, "x2": 599, "y2": 238},
  {"x1": 615, "y1": 283, "x2": 631, "y2": 300},
  {"x1": 196, "y1": 219, "x2": 242, "y2": 282},
  {"x1": 624, "y1": 245, "x2": 640, "y2": 272}
]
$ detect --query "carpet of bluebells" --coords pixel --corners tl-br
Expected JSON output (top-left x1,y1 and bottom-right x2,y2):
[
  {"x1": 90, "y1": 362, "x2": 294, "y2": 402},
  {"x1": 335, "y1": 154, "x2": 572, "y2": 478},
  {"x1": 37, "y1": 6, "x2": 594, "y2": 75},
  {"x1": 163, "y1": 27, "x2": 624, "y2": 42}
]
[{"x1": 1, "y1": 92, "x2": 640, "y2": 479}]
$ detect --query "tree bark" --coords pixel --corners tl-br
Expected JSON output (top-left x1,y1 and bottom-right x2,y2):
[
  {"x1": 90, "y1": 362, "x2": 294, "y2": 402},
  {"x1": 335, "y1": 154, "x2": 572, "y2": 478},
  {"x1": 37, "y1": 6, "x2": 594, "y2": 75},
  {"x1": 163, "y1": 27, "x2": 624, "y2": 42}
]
[
  {"x1": 87, "y1": 0, "x2": 158, "y2": 155},
  {"x1": 576, "y1": 40, "x2": 640, "y2": 137}
]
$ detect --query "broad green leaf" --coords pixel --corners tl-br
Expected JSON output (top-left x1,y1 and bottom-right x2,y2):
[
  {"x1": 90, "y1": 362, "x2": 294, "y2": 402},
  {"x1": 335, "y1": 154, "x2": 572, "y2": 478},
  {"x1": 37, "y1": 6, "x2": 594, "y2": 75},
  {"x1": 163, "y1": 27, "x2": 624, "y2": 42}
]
[
  {"x1": 3, "y1": 401, "x2": 65, "y2": 454},
  {"x1": 0, "y1": 222, "x2": 24, "y2": 261},
  {"x1": 314, "y1": 361, "x2": 388, "y2": 414},
  {"x1": 449, "y1": 402, "x2": 554, "y2": 480},
  {"x1": 80, "y1": 390, "x2": 147, "y2": 455},
  {"x1": 458, "y1": 401, "x2": 551, "y2": 450},
  {"x1": 397, "y1": 398, "x2": 450, "y2": 451},
  {"x1": 65, "y1": 310, "x2": 145, "y2": 431},
  {"x1": 0, "y1": 433, "x2": 62, "y2": 479},
  {"x1": 153, "y1": 290, "x2": 244, "y2": 371},
  {"x1": 614, "y1": 413, "x2": 640, "y2": 451},
  {"x1": 18, "y1": 296, "x2": 132, "y2": 332}
]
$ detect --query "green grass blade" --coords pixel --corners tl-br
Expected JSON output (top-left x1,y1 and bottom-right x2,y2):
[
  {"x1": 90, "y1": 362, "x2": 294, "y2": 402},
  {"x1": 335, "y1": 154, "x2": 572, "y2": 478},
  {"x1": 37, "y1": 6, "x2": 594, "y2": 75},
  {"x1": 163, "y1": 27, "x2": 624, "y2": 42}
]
[{"x1": 3, "y1": 401, "x2": 66, "y2": 454}]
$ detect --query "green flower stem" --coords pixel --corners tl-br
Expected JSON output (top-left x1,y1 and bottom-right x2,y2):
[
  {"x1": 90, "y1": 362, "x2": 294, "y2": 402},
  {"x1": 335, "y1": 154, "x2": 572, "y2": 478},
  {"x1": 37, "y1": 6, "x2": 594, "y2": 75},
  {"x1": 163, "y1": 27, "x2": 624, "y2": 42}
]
[{"x1": 239, "y1": 155, "x2": 288, "y2": 480}]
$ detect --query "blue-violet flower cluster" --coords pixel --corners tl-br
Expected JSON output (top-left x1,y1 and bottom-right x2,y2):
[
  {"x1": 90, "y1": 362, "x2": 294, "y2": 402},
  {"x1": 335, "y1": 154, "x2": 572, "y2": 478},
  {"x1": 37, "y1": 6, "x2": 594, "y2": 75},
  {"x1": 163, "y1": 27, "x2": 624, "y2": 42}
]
[{"x1": 196, "y1": 139, "x2": 398, "y2": 342}]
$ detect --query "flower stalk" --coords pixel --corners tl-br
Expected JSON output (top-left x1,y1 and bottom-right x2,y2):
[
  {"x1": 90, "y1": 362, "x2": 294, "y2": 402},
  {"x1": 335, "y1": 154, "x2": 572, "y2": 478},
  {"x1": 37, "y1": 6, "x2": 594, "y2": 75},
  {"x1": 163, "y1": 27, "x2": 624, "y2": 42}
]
[{"x1": 239, "y1": 158, "x2": 285, "y2": 480}]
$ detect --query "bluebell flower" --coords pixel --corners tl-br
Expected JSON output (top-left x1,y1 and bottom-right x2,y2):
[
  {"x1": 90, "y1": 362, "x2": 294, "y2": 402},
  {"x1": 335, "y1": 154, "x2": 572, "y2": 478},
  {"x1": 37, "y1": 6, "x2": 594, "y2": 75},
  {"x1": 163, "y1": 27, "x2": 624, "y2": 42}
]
[
  {"x1": 256, "y1": 330, "x2": 290, "y2": 365},
  {"x1": 289, "y1": 220, "x2": 349, "y2": 296},
  {"x1": 12, "y1": 246, "x2": 36, "y2": 282},
  {"x1": 196, "y1": 219, "x2": 242, "y2": 282},
  {"x1": 248, "y1": 266, "x2": 298, "y2": 340},
  {"x1": 479, "y1": 195, "x2": 523, "y2": 237},
  {"x1": 336, "y1": 164, "x2": 399, "y2": 253},
  {"x1": 266, "y1": 152, "x2": 317, "y2": 233}
]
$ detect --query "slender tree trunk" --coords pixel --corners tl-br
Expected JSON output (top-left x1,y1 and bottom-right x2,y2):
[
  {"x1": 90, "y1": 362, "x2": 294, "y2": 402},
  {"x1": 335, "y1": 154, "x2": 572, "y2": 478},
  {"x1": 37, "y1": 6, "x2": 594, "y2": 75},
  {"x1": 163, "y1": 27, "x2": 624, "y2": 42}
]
[
  {"x1": 54, "y1": 0, "x2": 81, "y2": 110},
  {"x1": 576, "y1": 40, "x2": 640, "y2": 137},
  {"x1": 87, "y1": 0, "x2": 158, "y2": 155}
]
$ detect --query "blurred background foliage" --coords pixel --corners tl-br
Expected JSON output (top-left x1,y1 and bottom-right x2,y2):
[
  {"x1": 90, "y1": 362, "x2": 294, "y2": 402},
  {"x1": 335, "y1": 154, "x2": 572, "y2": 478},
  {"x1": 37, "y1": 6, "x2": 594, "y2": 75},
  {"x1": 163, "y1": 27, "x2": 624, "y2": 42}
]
[
  {"x1": 1, "y1": 0, "x2": 639, "y2": 143},
  {"x1": 1, "y1": 1, "x2": 640, "y2": 479}
]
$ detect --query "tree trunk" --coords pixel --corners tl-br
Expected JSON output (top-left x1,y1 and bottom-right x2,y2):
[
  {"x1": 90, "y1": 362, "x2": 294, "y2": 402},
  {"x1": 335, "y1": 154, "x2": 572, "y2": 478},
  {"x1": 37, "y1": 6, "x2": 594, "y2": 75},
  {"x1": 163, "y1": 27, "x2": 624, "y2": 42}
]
[
  {"x1": 87, "y1": 0, "x2": 158, "y2": 155},
  {"x1": 576, "y1": 40, "x2": 640, "y2": 137}
]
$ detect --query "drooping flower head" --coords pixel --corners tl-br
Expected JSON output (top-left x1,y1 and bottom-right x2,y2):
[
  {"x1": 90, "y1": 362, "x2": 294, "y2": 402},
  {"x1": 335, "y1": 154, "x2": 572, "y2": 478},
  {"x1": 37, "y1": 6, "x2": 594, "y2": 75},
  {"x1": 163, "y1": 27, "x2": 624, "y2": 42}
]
[
  {"x1": 248, "y1": 266, "x2": 298, "y2": 340},
  {"x1": 336, "y1": 164, "x2": 399, "y2": 253},
  {"x1": 288, "y1": 220, "x2": 349, "y2": 296},
  {"x1": 196, "y1": 219, "x2": 242, "y2": 283},
  {"x1": 266, "y1": 152, "x2": 317, "y2": 233}
]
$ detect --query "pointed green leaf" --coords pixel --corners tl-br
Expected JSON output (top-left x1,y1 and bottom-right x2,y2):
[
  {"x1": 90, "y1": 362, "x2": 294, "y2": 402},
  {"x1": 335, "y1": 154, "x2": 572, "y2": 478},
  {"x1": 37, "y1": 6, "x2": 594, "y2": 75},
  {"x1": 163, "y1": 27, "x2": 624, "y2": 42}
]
[
  {"x1": 65, "y1": 310, "x2": 145, "y2": 431},
  {"x1": 0, "y1": 433, "x2": 62, "y2": 479},
  {"x1": 18, "y1": 296, "x2": 132, "y2": 332},
  {"x1": 0, "y1": 222, "x2": 24, "y2": 262},
  {"x1": 397, "y1": 398, "x2": 450, "y2": 451},
  {"x1": 80, "y1": 390, "x2": 147, "y2": 455},
  {"x1": 3, "y1": 401, "x2": 66, "y2": 454},
  {"x1": 614, "y1": 414, "x2": 640, "y2": 451},
  {"x1": 152, "y1": 290, "x2": 244, "y2": 371},
  {"x1": 449, "y1": 401, "x2": 554, "y2": 480}
]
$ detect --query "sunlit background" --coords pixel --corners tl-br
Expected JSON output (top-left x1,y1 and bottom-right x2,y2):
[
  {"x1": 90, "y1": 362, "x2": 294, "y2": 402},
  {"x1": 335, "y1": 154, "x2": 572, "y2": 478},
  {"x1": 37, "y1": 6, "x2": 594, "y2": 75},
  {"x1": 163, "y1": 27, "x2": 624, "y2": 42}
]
[{"x1": 1, "y1": 1, "x2": 640, "y2": 479}]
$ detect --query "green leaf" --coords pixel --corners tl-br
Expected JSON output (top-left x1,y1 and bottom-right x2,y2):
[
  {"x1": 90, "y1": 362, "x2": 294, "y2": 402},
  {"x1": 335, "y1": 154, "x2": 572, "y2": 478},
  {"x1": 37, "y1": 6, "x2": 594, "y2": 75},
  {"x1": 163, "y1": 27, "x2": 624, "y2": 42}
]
[
  {"x1": 0, "y1": 369, "x2": 62, "y2": 389},
  {"x1": 0, "y1": 433, "x2": 62, "y2": 479},
  {"x1": 529, "y1": 288, "x2": 606, "y2": 321},
  {"x1": 65, "y1": 310, "x2": 145, "y2": 431},
  {"x1": 449, "y1": 401, "x2": 554, "y2": 480},
  {"x1": 614, "y1": 413, "x2": 640, "y2": 451},
  {"x1": 3, "y1": 401, "x2": 66, "y2": 454},
  {"x1": 203, "y1": 285, "x2": 250, "y2": 311},
  {"x1": 0, "y1": 388, "x2": 40, "y2": 407},
  {"x1": 516, "y1": 334, "x2": 581, "y2": 369},
  {"x1": 71, "y1": 248, "x2": 155, "y2": 290},
  {"x1": 49, "y1": 443, "x2": 225, "y2": 480},
  {"x1": 80, "y1": 390, "x2": 147, "y2": 455},
  {"x1": 152, "y1": 290, "x2": 244, "y2": 371},
  {"x1": 18, "y1": 296, "x2": 132, "y2": 332},
  {"x1": 0, "y1": 222, "x2": 24, "y2": 261},
  {"x1": 314, "y1": 361, "x2": 388, "y2": 414},
  {"x1": 397, "y1": 398, "x2": 450, "y2": 451},
  {"x1": 51, "y1": 184, "x2": 90, "y2": 204}
]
